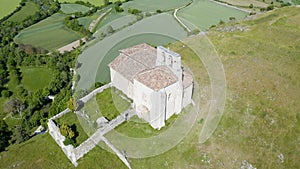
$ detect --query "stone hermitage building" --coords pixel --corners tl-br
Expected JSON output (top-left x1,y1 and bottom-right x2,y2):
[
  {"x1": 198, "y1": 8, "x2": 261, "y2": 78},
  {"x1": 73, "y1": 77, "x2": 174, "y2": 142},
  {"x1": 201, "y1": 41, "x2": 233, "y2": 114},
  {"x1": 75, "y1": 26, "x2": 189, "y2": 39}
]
[{"x1": 109, "y1": 43, "x2": 193, "y2": 129}]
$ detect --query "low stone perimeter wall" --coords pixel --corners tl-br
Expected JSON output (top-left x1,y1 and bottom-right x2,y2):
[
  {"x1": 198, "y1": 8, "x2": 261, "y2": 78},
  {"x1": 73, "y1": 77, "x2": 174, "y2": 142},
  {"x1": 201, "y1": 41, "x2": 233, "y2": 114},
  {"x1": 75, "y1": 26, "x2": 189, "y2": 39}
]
[
  {"x1": 48, "y1": 119, "x2": 78, "y2": 166},
  {"x1": 79, "y1": 83, "x2": 111, "y2": 103},
  {"x1": 47, "y1": 84, "x2": 112, "y2": 167}
]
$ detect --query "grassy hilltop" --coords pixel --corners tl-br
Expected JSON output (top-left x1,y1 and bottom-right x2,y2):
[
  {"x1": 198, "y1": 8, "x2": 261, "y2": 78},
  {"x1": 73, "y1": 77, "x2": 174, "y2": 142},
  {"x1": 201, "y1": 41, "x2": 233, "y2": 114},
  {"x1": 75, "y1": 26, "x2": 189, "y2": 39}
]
[{"x1": 0, "y1": 6, "x2": 299, "y2": 169}]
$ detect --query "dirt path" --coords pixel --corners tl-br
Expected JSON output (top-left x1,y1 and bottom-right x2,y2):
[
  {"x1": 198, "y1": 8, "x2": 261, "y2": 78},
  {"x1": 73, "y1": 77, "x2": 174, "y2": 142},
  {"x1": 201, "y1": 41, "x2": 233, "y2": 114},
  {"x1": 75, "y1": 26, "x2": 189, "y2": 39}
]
[
  {"x1": 173, "y1": 0, "x2": 193, "y2": 32},
  {"x1": 58, "y1": 38, "x2": 86, "y2": 54},
  {"x1": 89, "y1": 8, "x2": 112, "y2": 32}
]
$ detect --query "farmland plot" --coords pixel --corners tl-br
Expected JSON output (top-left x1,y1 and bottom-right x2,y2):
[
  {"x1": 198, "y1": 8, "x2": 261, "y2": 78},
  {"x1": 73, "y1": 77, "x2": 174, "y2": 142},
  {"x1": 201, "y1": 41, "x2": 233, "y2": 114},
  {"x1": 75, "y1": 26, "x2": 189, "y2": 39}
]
[
  {"x1": 0, "y1": 0, "x2": 21, "y2": 19},
  {"x1": 178, "y1": 0, "x2": 248, "y2": 30},
  {"x1": 14, "y1": 13, "x2": 82, "y2": 51},
  {"x1": 60, "y1": 3, "x2": 90, "y2": 14}
]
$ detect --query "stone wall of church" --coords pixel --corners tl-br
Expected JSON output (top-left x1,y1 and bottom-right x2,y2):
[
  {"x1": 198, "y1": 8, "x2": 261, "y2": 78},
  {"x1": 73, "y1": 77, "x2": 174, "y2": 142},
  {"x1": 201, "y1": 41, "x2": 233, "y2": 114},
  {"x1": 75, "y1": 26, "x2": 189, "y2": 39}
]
[
  {"x1": 110, "y1": 68, "x2": 133, "y2": 99},
  {"x1": 182, "y1": 83, "x2": 193, "y2": 107},
  {"x1": 149, "y1": 90, "x2": 166, "y2": 129},
  {"x1": 156, "y1": 46, "x2": 183, "y2": 81},
  {"x1": 133, "y1": 79, "x2": 153, "y2": 122},
  {"x1": 164, "y1": 81, "x2": 183, "y2": 119}
]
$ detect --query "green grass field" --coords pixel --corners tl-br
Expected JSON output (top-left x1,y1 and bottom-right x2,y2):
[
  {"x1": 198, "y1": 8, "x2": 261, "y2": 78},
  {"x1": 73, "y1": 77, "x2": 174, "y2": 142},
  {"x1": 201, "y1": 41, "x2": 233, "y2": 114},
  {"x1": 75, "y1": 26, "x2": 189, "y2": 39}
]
[
  {"x1": 0, "y1": 134, "x2": 127, "y2": 169},
  {"x1": 200, "y1": 6, "x2": 300, "y2": 168},
  {"x1": 7, "y1": 1, "x2": 40, "y2": 22},
  {"x1": 21, "y1": 67, "x2": 53, "y2": 92},
  {"x1": 121, "y1": 0, "x2": 191, "y2": 12},
  {"x1": 178, "y1": 0, "x2": 248, "y2": 31},
  {"x1": 14, "y1": 13, "x2": 82, "y2": 51},
  {"x1": 55, "y1": 112, "x2": 89, "y2": 146},
  {"x1": 77, "y1": 13, "x2": 187, "y2": 90},
  {"x1": 96, "y1": 87, "x2": 130, "y2": 120},
  {"x1": 60, "y1": 3, "x2": 90, "y2": 14},
  {"x1": 0, "y1": 0, "x2": 21, "y2": 19},
  {"x1": 0, "y1": 67, "x2": 52, "y2": 117},
  {"x1": 291, "y1": 0, "x2": 300, "y2": 5}
]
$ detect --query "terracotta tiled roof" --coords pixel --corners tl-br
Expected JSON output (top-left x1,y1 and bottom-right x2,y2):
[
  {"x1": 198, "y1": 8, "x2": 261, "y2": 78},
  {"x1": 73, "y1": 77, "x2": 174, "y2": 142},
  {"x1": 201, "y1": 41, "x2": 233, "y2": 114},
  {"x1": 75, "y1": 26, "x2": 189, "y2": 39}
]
[
  {"x1": 109, "y1": 43, "x2": 157, "y2": 81},
  {"x1": 134, "y1": 66, "x2": 178, "y2": 90}
]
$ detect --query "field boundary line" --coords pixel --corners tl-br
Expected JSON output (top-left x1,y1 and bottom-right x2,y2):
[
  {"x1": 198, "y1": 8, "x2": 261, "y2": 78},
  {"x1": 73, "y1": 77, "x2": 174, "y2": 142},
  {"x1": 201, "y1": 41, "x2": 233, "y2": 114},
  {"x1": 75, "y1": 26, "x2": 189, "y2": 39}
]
[
  {"x1": 210, "y1": 0, "x2": 250, "y2": 13},
  {"x1": 173, "y1": 0, "x2": 193, "y2": 32},
  {"x1": 89, "y1": 8, "x2": 112, "y2": 32}
]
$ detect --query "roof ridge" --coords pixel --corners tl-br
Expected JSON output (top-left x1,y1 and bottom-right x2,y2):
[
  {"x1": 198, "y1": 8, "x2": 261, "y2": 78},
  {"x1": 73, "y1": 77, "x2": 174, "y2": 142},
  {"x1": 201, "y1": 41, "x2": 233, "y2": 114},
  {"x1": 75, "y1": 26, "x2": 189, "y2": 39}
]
[{"x1": 121, "y1": 50, "x2": 153, "y2": 69}]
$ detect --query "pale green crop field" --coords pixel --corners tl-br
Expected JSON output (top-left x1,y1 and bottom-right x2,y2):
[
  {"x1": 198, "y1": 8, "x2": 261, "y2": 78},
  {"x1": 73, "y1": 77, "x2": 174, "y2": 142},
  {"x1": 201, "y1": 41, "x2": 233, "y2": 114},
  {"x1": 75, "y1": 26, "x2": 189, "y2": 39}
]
[
  {"x1": 219, "y1": 0, "x2": 268, "y2": 7},
  {"x1": 95, "y1": 12, "x2": 125, "y2": 30},
  {"x1": 121, "y1": 0, "x2": 191, "y2": 12},
  {"x1": 78, "y1": 7, "x2": 112, "y2": 29},
  {"x1": 60, "y1": 3, "x2": 90, "y2": 14},
  {"x1": 58, "y1": 0, "x2": 120, "y2": 6},
  {"x1": 14, "y1": 13, "x2": 82, "y2": 51},
  {"x1": 78, "y1": 16, "x2": 94, "y2": 29},
  {"x1": 0, "y1": 0, "x2": 21, "y2": 19},
  {"x1": 178, "y1": 0, "x2": 248, "y2": 30},
  {"x1": 7, "y1": 1, "x2": 40, "y2": 22},
  {"x1": 96, "y1": 14, "x2": 136, "y2": 33}
]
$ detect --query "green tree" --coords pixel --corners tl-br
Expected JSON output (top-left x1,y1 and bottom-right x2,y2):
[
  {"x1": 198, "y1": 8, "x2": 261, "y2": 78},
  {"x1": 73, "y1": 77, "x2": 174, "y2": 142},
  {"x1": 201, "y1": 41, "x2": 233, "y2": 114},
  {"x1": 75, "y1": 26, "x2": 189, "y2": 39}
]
[
  {"x1": 104, "y1": 0, "x2": 110, "y2": 6},
  {"x1": 60, "y1": 123, "x2": 75, "y2": 139},
  {"x1": 67, "y1": 98, "x2": 76, "y2": 111},
  {"x1": 0, "y1": 119, "x2": 11, "y2": 151},
  {"x1": 107, "y1": 25, "x2": 115, "y2": 34},
  {"x1": 4, "y1": 98, "x2": 25, "y2": 115},
  {"x1": 1, "y1": 89, "x2": 11, "y2": 98},
  {"x1": 11, "y1": 125, "x2": 29, "y2": 144},
  {"x1": 267, "y1": 5, "x2": 274, "y2": 11}
]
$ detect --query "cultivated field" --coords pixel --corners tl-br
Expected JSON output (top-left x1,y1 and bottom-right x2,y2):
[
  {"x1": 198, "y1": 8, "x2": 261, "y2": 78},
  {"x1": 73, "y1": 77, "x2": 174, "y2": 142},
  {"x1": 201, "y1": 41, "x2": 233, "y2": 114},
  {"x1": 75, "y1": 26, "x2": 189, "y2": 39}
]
[
  {"x1": 95, "y1": 12, "x2": 127, "y2": 30},
  {"x1": 96, "y1": 14, "x2": 136, "y2": 34},
  {"x1": 14, "y1": 13, "x2": 82, "y2": 51},
  {"x1": 21, "y1": 67, "x2": 53, "y2": 92},
  {"x1": 58, "y1": 0, "x2": 120, "y2": 6},
  {"x1": 178, "y1": 0, "x2": 248, "y2": 30},
  {"x1": 121, "y1": 0, "x2": 191, "y2": 12},
  {"x1": 217, "y1": 0, "x2": 268, "y2": 8},
  {"x1": 77, "y1": 16, "x2": 94, "y2": 29},
  {"x1": 76, "y1": 13, "x2": 187, "y2": 90},
  {"x1": 0, "y1": 0, "x2": 21, "y2": 19},
  {"x1": 7, "y1": 1, "x2": 40, "y2": 22},
  {"x1": 77, "y1": 8, "x2": 109, "y2": 29},
  {"x1": 60, "y1": 3, "x2": 90, "y2": 14}
]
